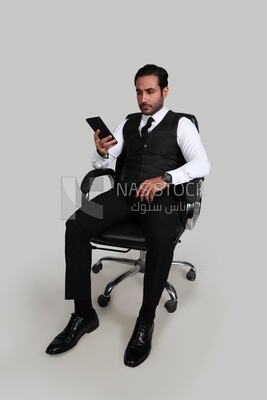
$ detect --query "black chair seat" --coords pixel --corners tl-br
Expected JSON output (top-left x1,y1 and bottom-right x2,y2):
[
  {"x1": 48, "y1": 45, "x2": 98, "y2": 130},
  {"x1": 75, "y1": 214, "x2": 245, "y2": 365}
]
[
  {"x1": 91, "y1": 219, "x2": 185, "y2": 251},
  {"x1": 91, "y1": 220, "x2": 147, "y2": 250}
]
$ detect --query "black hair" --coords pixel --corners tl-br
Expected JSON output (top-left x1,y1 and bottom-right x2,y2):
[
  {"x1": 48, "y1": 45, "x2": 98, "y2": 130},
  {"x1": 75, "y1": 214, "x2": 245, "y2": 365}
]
[{"x1": 134, "y1": 64, "x2": 169, "y2": 90}]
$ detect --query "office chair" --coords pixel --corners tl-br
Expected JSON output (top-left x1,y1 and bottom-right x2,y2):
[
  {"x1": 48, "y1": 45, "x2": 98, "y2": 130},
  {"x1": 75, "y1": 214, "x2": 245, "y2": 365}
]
[{"x1": 80, "y1": 113, "x2": 203, "y2": 313}]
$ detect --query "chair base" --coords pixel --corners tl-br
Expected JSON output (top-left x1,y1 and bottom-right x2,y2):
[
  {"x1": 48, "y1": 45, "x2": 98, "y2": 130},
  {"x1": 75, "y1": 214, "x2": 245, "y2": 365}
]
[{"x1": 92, "y1": 251, "x2": 196, "y2": 313}]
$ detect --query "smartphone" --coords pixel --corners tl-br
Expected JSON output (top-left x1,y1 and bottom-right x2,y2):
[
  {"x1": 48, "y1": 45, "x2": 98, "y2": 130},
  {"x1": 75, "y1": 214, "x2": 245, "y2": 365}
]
[{"x1": 86, "y1": 116, "x2": 117, "y2": 143}]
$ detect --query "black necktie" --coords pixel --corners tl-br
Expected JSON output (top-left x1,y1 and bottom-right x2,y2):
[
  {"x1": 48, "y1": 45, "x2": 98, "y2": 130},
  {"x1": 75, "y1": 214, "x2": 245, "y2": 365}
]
[{"x1": 141, "y1": 117, "x2": 154, "y2": 143}]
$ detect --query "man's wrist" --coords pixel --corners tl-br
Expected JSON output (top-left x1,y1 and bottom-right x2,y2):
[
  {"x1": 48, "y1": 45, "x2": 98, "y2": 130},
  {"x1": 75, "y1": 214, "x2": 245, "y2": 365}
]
[
  {"x1": 161, "y1": 172, "x2": 173, "y2": 184},
  {"x1": 97, "y1": 149, "x2": 109, "y2": 159}
]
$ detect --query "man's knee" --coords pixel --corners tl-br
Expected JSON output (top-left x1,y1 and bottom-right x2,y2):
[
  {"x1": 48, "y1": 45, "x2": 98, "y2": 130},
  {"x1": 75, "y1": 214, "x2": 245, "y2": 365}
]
[
  {"x1": 65, "y1": 218, "x2": 77, "y2": 231},
  {"x1": 65, "y1": 211, "x2": 97, "y2": 239},
  {"x1": 65, "y1": 217, "x2": 76, "y2": 230},
  {"x1": 65, "y1": 216, "x2": 85, "y2": 234}
]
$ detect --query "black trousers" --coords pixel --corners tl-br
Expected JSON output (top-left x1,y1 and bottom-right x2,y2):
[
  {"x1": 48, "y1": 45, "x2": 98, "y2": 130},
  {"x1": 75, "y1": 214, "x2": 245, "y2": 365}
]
[{"x1": 65, "y1": 184, "x2": 181, "y2": 315}]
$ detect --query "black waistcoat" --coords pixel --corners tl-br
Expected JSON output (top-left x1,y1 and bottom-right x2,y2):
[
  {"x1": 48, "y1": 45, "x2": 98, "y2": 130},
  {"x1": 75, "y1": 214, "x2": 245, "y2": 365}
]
[{"x1": 122, "y1": 110, "x2": 186, "y2": 183}]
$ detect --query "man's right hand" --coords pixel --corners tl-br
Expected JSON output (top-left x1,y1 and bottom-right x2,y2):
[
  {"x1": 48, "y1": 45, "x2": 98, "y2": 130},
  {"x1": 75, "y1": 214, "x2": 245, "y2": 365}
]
[{"x1": 94, "y1": 129, "x2": 117, "y2": 157}]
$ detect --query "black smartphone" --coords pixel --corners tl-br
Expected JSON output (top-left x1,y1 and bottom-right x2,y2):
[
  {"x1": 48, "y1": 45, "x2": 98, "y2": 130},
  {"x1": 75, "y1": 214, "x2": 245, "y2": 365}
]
[{"x1": 86, "y1": 116, "x2": 117, "y2": 143}]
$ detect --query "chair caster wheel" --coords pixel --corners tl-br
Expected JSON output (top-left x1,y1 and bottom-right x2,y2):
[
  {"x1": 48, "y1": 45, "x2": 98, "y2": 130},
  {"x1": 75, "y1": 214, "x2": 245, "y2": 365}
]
[
  {"x1": 186, "y1": 268, "x2": 196, "y2": 281},
  {"x1": 164, "y1": 300, "x2": 177, "y2": 313},
  {"x1": 92, "y1": 262, "x2": 103, "y2": 273},
  {"x1": 98, "y1": 294, "x2": 110, "y2": 307}
]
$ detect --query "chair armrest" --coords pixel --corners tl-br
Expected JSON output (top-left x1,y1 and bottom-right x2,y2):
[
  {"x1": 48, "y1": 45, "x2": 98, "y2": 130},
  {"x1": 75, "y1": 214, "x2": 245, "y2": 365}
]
[
  {"x1": 183, "y1": 178, "x2": 204, "y2": 230},
  {"x1": 182, "y1": 178, "x2": 203, "y2": 204},
  {"x1": 80, "y1": 168, "x2": 116, "y2": 196}
]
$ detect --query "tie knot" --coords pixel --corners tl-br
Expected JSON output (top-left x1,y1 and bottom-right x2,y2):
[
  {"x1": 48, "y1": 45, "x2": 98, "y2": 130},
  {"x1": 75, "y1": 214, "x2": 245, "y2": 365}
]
[{"x1": 146, "y1": 117, "x2": 154, "y2": 128}]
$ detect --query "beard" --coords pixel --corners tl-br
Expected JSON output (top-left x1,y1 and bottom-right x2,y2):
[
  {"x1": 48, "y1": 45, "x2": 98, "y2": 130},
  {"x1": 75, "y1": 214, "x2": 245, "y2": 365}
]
[{"x1": 139, "y1": 98, "x2": 164, "y2": 115}]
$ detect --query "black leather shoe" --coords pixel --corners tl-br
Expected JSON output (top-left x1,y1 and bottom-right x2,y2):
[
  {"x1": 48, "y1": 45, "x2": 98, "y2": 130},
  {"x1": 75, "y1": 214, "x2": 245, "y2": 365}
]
[
  {"x1": 124, "y1": 319, "x2": 154, "y2": 367},
  {"x1": 46, "y1": 310, "x2": 99, "y2": 355}
]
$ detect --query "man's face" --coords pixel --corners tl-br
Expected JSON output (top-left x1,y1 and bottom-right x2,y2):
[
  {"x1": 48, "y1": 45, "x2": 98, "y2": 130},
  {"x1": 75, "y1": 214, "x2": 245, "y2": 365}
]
[{"x1": 136, "y1": 75, "x2": 168, "y2": 115}]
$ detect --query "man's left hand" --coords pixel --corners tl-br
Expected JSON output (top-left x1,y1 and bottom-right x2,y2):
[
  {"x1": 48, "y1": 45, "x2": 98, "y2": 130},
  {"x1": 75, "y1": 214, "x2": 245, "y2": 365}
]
[{"x1": 136, "y1": 176, "x2": 168, "y2": 203}]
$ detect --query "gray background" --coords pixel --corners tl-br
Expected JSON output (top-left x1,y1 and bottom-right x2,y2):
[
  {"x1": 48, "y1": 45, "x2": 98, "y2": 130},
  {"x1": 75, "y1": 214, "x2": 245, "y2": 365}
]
[{"x1": 1, "y1": 0, "x2": 266, "y2": 399}]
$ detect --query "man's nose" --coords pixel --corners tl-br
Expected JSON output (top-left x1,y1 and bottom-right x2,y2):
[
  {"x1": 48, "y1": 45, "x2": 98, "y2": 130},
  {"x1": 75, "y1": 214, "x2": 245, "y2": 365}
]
[{"x1": 141, "y1": 92, "x2": 148, "y2": 103}]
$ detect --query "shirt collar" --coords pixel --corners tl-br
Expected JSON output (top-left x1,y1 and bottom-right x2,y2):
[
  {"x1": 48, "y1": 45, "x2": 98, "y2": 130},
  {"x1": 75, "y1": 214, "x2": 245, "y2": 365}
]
[{"x1": 141, "y1": 106, "x2": 169, "y2": 124}]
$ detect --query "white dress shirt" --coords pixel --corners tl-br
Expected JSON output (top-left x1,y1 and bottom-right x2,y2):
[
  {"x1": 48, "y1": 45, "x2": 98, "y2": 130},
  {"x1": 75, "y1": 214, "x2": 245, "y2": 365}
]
[{"x1": 91, "y1": 107, "x2": 211, "y2": 185}]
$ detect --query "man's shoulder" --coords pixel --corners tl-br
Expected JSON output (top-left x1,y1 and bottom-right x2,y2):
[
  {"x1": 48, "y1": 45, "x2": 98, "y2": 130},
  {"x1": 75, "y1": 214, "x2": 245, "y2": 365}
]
[
  {"x1": 122, "y1": 113, "x2": 142, "y2": 129},
  {"x1": 125, "y1": 112, "x2": 142, "y2": 120},
  {"x1": 170, "y1": 110, "x2": 196, "y2": 119},
  {"x1": 170, "y1": 111, "x2": 199, "y2": 131}
]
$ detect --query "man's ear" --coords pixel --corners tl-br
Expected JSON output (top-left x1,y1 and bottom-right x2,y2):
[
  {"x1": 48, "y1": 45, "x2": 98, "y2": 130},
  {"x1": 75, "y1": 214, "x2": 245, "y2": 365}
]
[{"x1": 162, "y1": 86, "x2": 169, "y2": 98}]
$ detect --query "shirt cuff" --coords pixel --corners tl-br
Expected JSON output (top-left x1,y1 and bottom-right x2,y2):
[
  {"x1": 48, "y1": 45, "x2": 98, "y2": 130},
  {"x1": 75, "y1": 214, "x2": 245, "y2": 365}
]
[
  {"x1": 91, "y1": 150, "x2": 110, "y2": 169},
  {"x1": 168, "y1": 168, "x2": 190, "y2": 185}
]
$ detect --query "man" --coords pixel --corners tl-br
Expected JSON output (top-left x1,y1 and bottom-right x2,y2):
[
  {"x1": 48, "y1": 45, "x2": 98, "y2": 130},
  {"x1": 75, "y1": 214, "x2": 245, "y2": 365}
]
[{"x1": 46, "y1": 64, "x2": 211, "y2": 367}]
